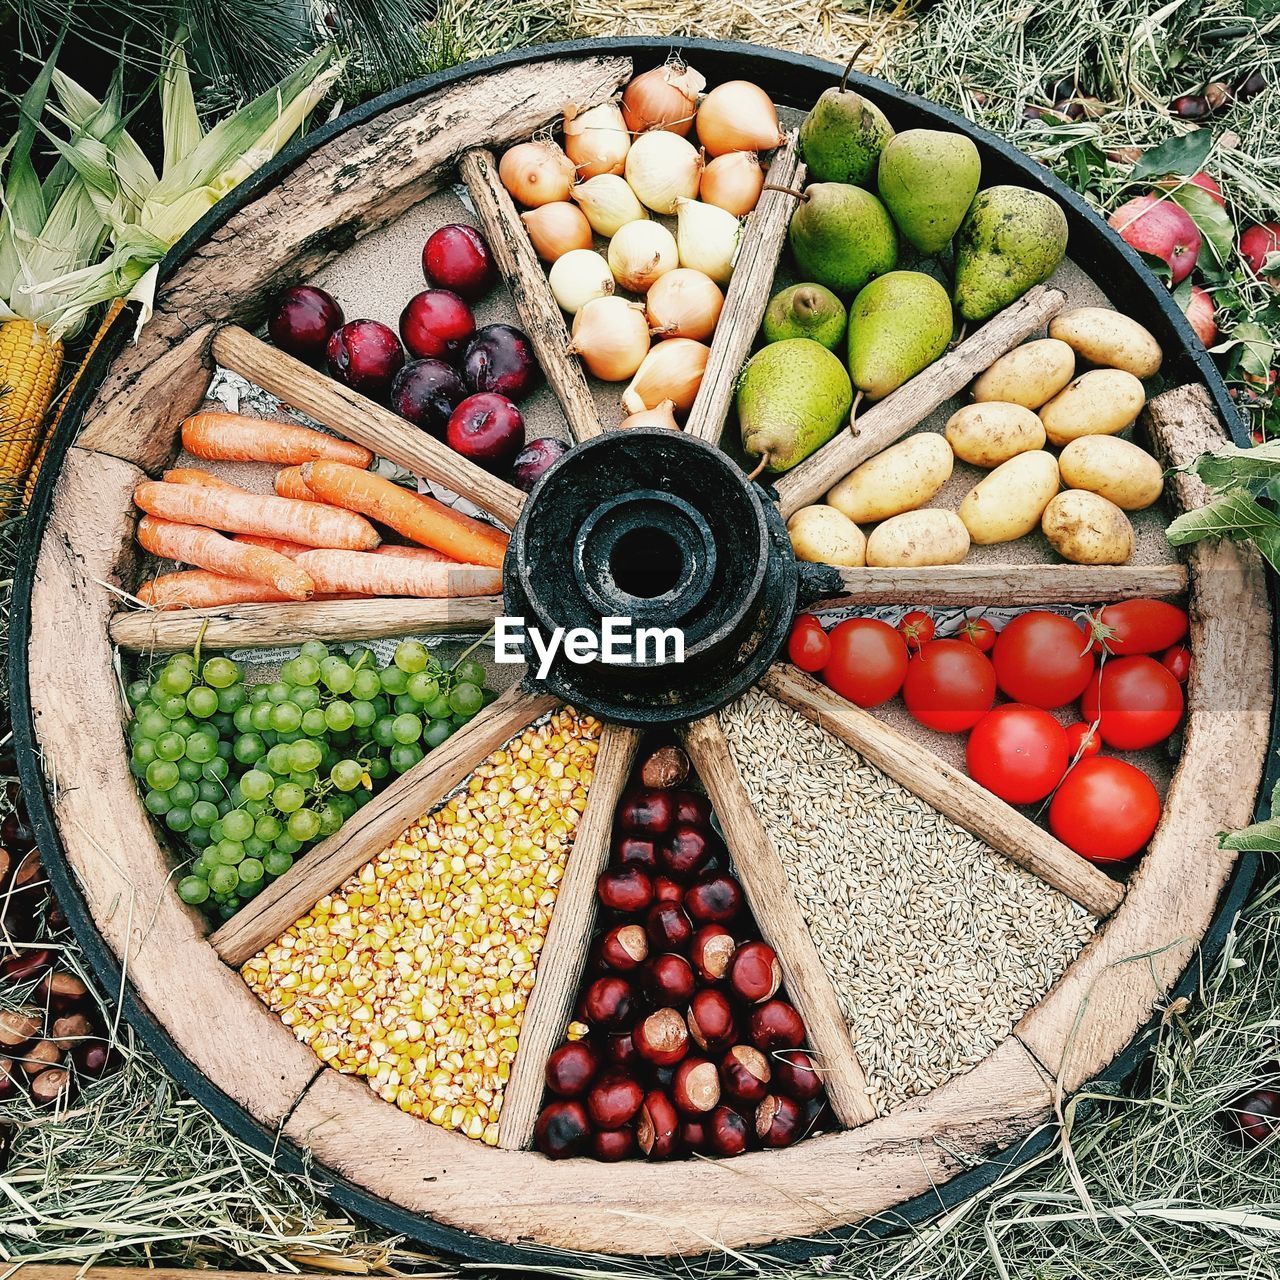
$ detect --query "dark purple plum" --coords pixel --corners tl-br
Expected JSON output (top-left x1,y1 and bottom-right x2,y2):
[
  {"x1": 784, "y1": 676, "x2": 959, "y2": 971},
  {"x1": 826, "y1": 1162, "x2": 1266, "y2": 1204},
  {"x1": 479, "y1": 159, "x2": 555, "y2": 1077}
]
[
  {"x1": 446, "y1": 393, "x2": 525, "y2": 472},
  {"x1": 462, "y1": 324, "x2": 540, "y2": 400},
  {"x1": 391, "y1": 359, "x2": 468, "y2": 437},
  {"x1": 325, "y1": 319, "x2": 403, "y2": 398},
  {"x1": 268, "y1": 285, "x2": 343, "y2": 362},
  {"x1": 512, "y1": 437, "x2": 570, "y2": 491}
]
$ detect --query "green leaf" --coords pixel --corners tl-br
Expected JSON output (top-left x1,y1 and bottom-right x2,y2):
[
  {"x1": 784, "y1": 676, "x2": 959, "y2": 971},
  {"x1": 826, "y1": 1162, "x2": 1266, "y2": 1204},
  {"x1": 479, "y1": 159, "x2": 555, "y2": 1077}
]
[
  {"x1": 1130, "y1": 128, "x2": 1214, "y2": 180},
  {"x1": 160, "y1": 41, "x2": 204, "y2": 177},
  {"x1": 1232, "y1": 321, "x2": 1277, "y2": 382},
  {"x1": 1193, "y1": 441, "x2": 1280, "y2": 491},
  {"x1": 1168, "y1": 182, "x2": 1236, "y2": 268},
  {"x1": 1166, "y1": 489, "x2": 1280, "y2": 557},
  {"x1": 1222, "y1": 817, "x2": 1280, "y2": 852}
]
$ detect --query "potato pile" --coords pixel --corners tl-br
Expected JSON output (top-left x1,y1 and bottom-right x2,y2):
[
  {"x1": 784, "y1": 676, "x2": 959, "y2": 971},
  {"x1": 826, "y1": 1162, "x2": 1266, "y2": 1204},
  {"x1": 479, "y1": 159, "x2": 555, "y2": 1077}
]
[{"x1": 786, "y1": 307, "x2": 1167, "y2": 568}]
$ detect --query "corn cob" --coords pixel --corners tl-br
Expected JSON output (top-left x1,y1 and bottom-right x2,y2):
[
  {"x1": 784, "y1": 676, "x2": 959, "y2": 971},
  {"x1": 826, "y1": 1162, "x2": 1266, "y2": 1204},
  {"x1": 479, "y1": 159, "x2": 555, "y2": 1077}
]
[{"x1": 0, "y1": 320, "x2": 64, "y2": 517}]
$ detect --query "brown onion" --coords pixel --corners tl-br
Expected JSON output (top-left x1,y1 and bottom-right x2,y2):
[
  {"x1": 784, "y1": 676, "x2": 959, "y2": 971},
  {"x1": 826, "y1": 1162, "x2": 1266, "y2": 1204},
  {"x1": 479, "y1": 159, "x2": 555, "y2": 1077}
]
[
  {"x1": 621, "y1": 338, "x2": 710, "y2": 415},
  {"x1": 499, "y1": 139, "x2": 576, "y2": 207},
  {"x1": 521, "y1": 202, "x2": 593, "y2": 262},
  {"x1": 619, "y1": 399, "x2": 679, "y2": 430},
  {"x1": 621, "y1": 60, "x2": 706, "y2": 137},
  {"x1": 645, "y1": 268, "x2": 723, "y2": 341},
  {"x1": 563, "y1": 101, "x2": 631, "y2": 178},
  {"x1": 696, "y1": 81, "x2": 785, "y2": 155},
  {"x1": 699, "y1": 150, "x2": 765, "y2": 216}
]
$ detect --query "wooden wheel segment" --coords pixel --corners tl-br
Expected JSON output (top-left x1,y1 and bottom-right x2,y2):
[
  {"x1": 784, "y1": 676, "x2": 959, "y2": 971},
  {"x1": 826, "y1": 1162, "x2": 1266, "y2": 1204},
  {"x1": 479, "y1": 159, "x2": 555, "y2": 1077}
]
[{"x1": 23, "y1": 53, "x2": 1275, "y2": 1256}]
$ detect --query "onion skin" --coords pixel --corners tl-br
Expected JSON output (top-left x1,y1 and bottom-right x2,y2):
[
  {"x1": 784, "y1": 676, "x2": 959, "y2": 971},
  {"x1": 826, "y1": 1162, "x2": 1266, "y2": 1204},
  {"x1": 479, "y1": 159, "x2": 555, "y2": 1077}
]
[
  {"x1": 621, "y1": 338, "x2": 710, "y2": 415},
  {"x1": 621, "y1": 62, "x2": 706, "y2": 137},
  {"x1": 696, "y1": 81, "x2": 785, "y2": 155},
  {"x1": 499, "y1": 140, "x2": 576, "y2": 207},
  {"x1": 625, "y1": 131, "x2": 704, "y2": 215},
  {"x1": 564, "y1": 101, "x2": 631, "y2": 178},
  {"x1": 521, "y1": 202, "x2": 593, "y2": 261},
  {"x1": 619, "y1": 399, "x2": 679, "y2": 430},
  {"x1": 700, "y1": 151, "x2": 765, "y2": 217},
  {"x1": 608, "y1": 221, "x2": 679, "y2": 294},
  {"x1": 645, "y1": 268, "x2": 724, "y2": 341}
]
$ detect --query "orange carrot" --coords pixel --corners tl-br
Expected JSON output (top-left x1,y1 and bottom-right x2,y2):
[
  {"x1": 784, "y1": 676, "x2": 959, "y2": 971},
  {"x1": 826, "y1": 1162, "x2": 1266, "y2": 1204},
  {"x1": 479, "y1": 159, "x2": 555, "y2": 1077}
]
[
  {"x1": 377, "y1": 544, "x2": 456, "y2": 565},
  {"x1": 274, "y1": 466, "x2": 316, "y2": 501},
  {"x1": 137, "y1": 516, "x2": 315, "y2": 600},
  {"x1": 235, "y1": 533, "x2": 314, "y2": 559},
  {"x1": 294, "y1": 549, "x2": 503, "y2": 598},
  {"x1": 300, "y1": 461, "x2": 509, "y2": 568},
  {"x1": 138, "y1": 571, "x2": 304, "y2": 609},
  {"x1": 163, "y1": 467, "x2": 245, "y2": 490},
  {"x1": 133, "y1": 480, "x2": 380, "y2": 550},
  {"x1": 181, "y1": 412, "x2": 373, "y2": 468}
]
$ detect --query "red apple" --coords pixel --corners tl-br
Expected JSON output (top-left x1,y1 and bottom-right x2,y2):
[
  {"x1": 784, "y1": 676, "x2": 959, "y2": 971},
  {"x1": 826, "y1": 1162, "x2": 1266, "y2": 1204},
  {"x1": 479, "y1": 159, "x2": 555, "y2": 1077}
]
[
  {"x1": 423, "y1": 224, "x2": 496, "y2": 299},
  {"x1": 1240, "y1": 223, "x2": 1280, "y2": 285},
  {"x1": 1155, "y1": 171, "x2": 1225, "y2": 207},
  {"x1": 446, "y1": 393, "x2": 525, "y2": 471},
  {"x1": 1184, "y1": 285, "x2": 1217, "y2": 348},
  {"x1": 399, "y1": 290, "x2": 476, "y2": 362},
  {"x1": 1108, "y1": 195, "x2": 1202, "y2": 286}
]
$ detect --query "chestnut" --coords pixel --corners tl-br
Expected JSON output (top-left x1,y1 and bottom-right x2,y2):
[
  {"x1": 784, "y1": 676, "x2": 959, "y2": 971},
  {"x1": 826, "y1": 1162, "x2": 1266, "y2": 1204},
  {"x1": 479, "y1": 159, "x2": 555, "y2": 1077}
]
[
  {"x1": 0, "y1": 947, "x2": 52, "y2": 984},
  {"x1": 755, "y1": 1093, "x2": 805, "y2": 1147},
  {"x1": 0, "y1": 1008, "x2": 39, "y2": 1049},
  {"x1": 653, "y1": 876, "x2": 684, "y2": 904},
  {"x1": 659, "y1": 824, "x2": 714, "y2": 880},
  {"x1": 639, "y1": 745, "x2": 690, "y2": 790},
  {"x1": 636, "y1": 1089, "x2": 680, "y2": 1159},
  {"x1": 21, "y1": 1039, "x2": 61, "y2": 1076},
  {"x1": 671, "y1": 790, "x2": 712, "y2": 829},
  {"x1": 1221, "y1": 1086, "x2": 1280, "y2": 1147},
  {"x1": 36, "y1": 970, "x2": 89, "y2": 1015},
  {"x1": 592, "y1": 1125, "x2": 635, "y2": 1161},
  {"x1": 720, "y1": 1044, "x2": 771, "y2": 1106},
  {"x1": 586, "y1": 1071, "x2": 645, "y2": 1129},
  {"x1": 535, "y1": 1099, "x2": 591, "y2": 1158},
  {"x1": 672, "y1": 1056, "x2": 720, "y2": 1115},
  {"x1": 604, "y1": 1032, "x2": 641, "y2": 1071},
  {"x1": 774, "y1": 1049, "x2": 824, "y2": 1103},
  {"x1": 679, "y1": 1116, "x2": 709, "y2": 1152},
  {"x1": 612, "y1": 835, "x2": 658, "y2": 873},
  {"x1": 687, "y1": 989, "x2": 737, "y2": 1053},
  {"x1": 685, "y1": 873, "x2": 743, "y2": 925},
  {"x1": 633, "y1": 1008, "x2": 689, "y2": 1067},
  {"x1": 645, "y1": 902, "x2": 693, "y2": 953},
  {"x1": 706, "y1": 1105, "x2": 751, "y2": 1158},
  {"x1": 50, "y1": 1013, "x2": 93, "y2": 1052},
  {"x1": 582, "y1": 975, "x2": 636, "y2": 1032},
  {"x1": 0, "y1": 1058, "x2": 18, "y2": 1101},
  {"x1": 749, "y1": 999, "x2": 805, "y2": 1052},
  {"x1": 691, "y1": 925, "x2": 736, "y2": 983},
  {"x1": 30, "y1": 1066, "x2": 73, "y2": 1107},
  {"x1": 544, "y1": 1040, "x2": 600, "y2": 1097},
  {"x1": 71, "y1": 1038, "x2": 117, "y2": 1079},
  {"x1": 617, "y1": 788, "x2": 675, "y2": 837},
  {"x1": 597, "y1": 867, "x2": 653, "y2": 914},
  {"x1": 600, "y1": 923, "x2": 649, "y2": 971},
  {"x1": 644, "y1": 953, "x2": 695, "y2": 1005},
  {"x1": 729, "y1": 940, "x2": 782, "y2": 1004}
]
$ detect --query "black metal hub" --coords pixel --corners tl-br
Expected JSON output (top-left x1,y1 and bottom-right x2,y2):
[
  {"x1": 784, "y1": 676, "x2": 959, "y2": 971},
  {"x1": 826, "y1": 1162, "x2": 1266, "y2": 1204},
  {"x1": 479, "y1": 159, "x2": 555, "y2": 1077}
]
[{"x1": 504, "y1": 427, "x2": 797, "y2": 725}]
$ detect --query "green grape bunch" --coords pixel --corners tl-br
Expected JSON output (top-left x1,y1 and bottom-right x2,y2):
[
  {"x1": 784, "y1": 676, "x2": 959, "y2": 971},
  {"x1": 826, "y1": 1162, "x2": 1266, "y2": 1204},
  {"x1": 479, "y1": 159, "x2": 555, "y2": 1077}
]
[{"x1": 125, "y1": 639, "x2": 494, "y2": 923}]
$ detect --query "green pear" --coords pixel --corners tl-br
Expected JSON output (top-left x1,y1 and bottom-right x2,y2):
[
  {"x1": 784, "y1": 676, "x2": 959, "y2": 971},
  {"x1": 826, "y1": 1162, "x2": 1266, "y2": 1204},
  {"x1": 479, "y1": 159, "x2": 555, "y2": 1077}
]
[
  {"x1": 877, "y1": 129, "x2": 981, "y2": 254},
  {"x1": 847, "y1": 271, "x2": 954, "y2": 399},
  {"x1": 798, "y1": 76, "x2": 894, "y2": 186},
  {"x1": 737, "y1": 339, "x2": 853, "y2": 474},
  {"x1": 761, "y1": 283, "x2": 848, "y2": 350},
  {"x1": 953, "y1": 185, "x2": 1069, "y2": 321},
  {"x1": 788, "y1": 184, "x2": 898, "y2": 296}
]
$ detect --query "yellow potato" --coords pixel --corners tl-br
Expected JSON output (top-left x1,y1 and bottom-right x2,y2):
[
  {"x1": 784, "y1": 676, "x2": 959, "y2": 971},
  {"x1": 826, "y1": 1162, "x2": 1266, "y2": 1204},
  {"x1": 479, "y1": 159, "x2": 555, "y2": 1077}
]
[
  {"x1": 825, "y1": 433, "x2": 953, "y2": 525},
  {"x1": 1058, "y1": 436, "x2": 1164, "y2": 511},
  {"x1": 1039, "y1": 368, "x2": 1146, "y2": 447},
  {"x1": 944, "y1": 402, "x2": 1046, "y2": 468},
  {"x1": 1049, "y1": 307, "x2": 1162, "y2": 379},
  {"x1": 958, "y1": 450, "x2": 1060, "y2": 545},
  {"x1": 1041, "y1": 489, "x2": 1135, "y2": 564},
  {"x1": 865, "y1": 509, "x2": 970, "y2": 567},
  {"x1": 971, "y1": 338, "x2": 1075, "y2": 408},
  {"x1": 786, "y1": 505, "x2": 867, "y2": 567}
]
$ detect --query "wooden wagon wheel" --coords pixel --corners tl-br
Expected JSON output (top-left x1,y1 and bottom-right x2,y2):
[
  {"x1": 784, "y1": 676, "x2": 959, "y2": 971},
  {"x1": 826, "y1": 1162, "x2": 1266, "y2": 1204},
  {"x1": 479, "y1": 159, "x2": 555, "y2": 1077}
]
[{"x1": 21, "y1": 47, "x2": 1274, "y2": 1259}]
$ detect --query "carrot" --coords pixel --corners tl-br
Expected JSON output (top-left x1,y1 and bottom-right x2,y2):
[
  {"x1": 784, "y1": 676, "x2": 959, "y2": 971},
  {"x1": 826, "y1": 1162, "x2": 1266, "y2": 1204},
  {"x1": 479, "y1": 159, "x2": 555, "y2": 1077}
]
[
  {"x1": 181, "y1": 412, "x2": 373, "y2": 468},
  {"x1": 138, "y1": 570, "x2": 304, "y2": 610},
  {"x1": 163, "y1": 467, "x2": 245, "y2": 490},
  {"x1": 294, "y1": 549, "x2": 503, "y2": 598},
  {"x1": 137, "y1": 516, "x2": 315, "y2": 600},
  {"x1": 300, "y1": 461, "x2": 509, "y2": 569},
  {"x1": 235, "y1": 533, "x2": 314, "y2": 559},
  {"x1": 275, "y1": 466, "x2": 316, "y2": 501},
  {"x1": 377, "y1": 544, "x2": 456, "y2": 565},
  {"x1": 133, "y1": 480, "x2": 380, "y2": 550}
]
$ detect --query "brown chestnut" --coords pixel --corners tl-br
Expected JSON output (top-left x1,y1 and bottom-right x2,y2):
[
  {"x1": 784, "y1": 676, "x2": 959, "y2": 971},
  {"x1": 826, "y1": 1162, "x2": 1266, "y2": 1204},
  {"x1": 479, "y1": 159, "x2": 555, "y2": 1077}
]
[
  {"x1": 1236, "y1": 69, "x2": 1267, "y2": 101},
  {"x1": 71, "y1": 1038, "x2": 116, "y2": 1079},
  {"x1": 21, "y1": 1040, "x2": 61, "y2": 1076},
  {"x1": 645, "y1": 902, "x2": 693, "y2": 953},
  {"x1": 604, "y1": 1031, "x2": 641, "y2": 1070},
  {"x1": 1, "y1": 947, "x2": 52, "y2": 984},
  {"x1": 672, "y1": 1056, "x2": 720, "y2": 1115},
  {"x1": 636, "y1": 1089, "x2": 680, "y2": 1159},
  {"x1": 755, "y1": 1093, "x2": 805, "y2": 1147},
  {"x1": 749, "y1": 999, "x2": 805, "y2": 1051},
  {"x1": 617, "y1": 788, "x2": 675, "y2": 837},
  {"x1": 659, "y1": 824, "x2": 714, "y2": 880},
  {"x1": 639, "y1": 745, "x2": 690, "y2": 790},
  {"x1": 644, "y1": 953, "x2": 695, "y2": 1005},
  {"x1": 0, "y1": 1058, "x2": 18, "y2": 1101},
  {"x1": 600, "y1": 923, "x2": 649, "y2": 971},
  {"x1": 36, "y1": 970, "x2": 89, "y2": 1015},
  {"x1": 687, "y1": 988, "x2": 737, "y2": 1053},
  {"x1": 535, "y1": 1099, "x2": 591, "y2": 1158},
  {"x1": 691, "y1": 925, "x2": 736, "y2": 983},
  {"x1": 729, "y1": 940, "x2": 782, "y2": 1004},
  {"x1": 612, "y1": 835, "x2": 658, "y2": 872},
  {"x1": 0, "y1": 1009, "x2": 39, "y2": 1049},
  {"x1": 706, "y1": 1105, "x2": 750, "y2": 1157},
  {"x1": 597, "y1": 866, "x2": 653, "y2": 914},
  {"x1": 30, "y1": 1067, "x2": 73, "y2": 1107},
  {"x1": 586, "y1": 1071, "x2": 645, "y2": 1129},
  {"x1": 633, "y1": 1008, "x2": 689, "y2": 1066},
  {"x1": 774, "y1": 1049, "x2": 824, "y2": 1103},
  {"x1": 545, "y1": 1040, "x2": 600, "y2": 1096},
  {"x1": 720, "y1": 1044, "x2": 771, "y2": 1106},
  {"x1": 685, "y1": 873, "x2": 743, "y2": 925},
  {"x1": 1171, "y1": 93, "x2": 1211, "y2": 120},
  {"x1": 582, "y1": 975, "x2": 636, "y2": 1031},
  {"x1": 653, "y1": 875, "x2": 684, "y2": 904},
  {"x1": 591, "y1": 1125, "x2": 635, "y2": 1161},
  {"x1": 50, "y1": 1013, "x2": 93, "y2": 1052},
  {"x1": 671, "y1": 790, "x2": 712, "y2": 828},
  {"x1": 679, "y1": 1116, "x2": 709, "y2": 1152}
]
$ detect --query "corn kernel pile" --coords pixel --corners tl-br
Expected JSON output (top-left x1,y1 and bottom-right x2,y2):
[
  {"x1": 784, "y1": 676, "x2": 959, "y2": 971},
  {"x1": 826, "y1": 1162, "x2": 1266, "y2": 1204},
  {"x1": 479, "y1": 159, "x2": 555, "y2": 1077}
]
[{"x1": 242, "y1": 710, "x2": 601, "y2": 1144}]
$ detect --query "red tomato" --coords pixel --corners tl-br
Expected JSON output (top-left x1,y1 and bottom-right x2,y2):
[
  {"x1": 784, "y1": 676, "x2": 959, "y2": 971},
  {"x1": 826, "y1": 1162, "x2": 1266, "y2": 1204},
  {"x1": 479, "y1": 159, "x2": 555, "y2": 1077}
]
[
  {"x1": 992, "y1": 611, "x2": 1095, "y2": 708},
  {"x1": 1063, "y1": 721, "x2": 1102, "y2": 759},
  {"x1": 787, "y1": 614, "x2": 830, "y2": 673},
  {"x1": 902, "y1": 639, "x2": 996, "y2": 733},
  {"x1": 958, "y1": 617, "x2": 996, "y2": 652},
  {"x1": 966, "y1": 705, "x2": 1069, "y2": 804},
  {"x1": 823, "y1": 618, "x2": 909, "y2": 708},
  {"x1": 897, "y1": 610, "x2": 935, "y2": 653},
  {"x1": 1091, "y1": 599, "x2": 1188, "y2": 656},
  {"x1": 1161, "y1": 644, "x2": 1191, "y2": 684},
  {"x1": 1049, "y1": 757, "x2": 1160, "y2": 863},
  {"x1": 1080, "y1": 656, "x2": 1184, "y2": 749}
]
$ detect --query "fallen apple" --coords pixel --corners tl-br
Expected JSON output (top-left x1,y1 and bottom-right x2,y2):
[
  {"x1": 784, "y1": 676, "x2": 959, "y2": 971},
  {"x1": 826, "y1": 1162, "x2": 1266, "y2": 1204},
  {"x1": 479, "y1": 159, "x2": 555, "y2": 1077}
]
[
  {"x1": 1183, "y1": 285, "x2": 1217, "y2": 347},
  {"x1": 1109, "y1": 195, "x2": 1202, "y2": 286},
  {"x1": 1240, "y1": 223, "x2": 1280, "y2": 285}
]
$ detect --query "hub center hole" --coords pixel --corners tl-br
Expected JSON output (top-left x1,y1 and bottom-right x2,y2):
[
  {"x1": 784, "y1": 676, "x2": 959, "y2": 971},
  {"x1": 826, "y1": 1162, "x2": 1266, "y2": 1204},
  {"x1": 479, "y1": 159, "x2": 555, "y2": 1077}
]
[{"x1": 610, "y1": 526, "x2": 684, "y2": 599}]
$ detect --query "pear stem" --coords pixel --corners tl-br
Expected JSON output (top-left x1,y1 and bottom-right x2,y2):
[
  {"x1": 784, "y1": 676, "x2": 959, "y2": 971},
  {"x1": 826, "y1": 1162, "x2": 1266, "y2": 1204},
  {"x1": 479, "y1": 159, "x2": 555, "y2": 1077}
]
[
  {"x1": 848, "y1": 390, "x2": 865, "y2": 435},
  {"x1": 761, "y1": 183, "x2": 808, "y2": 201},
  {"x1": 745, "y1": 453, "x2": 771, "y2": 483},
  {"x1": 951, "y1": 322, "x2": 968, "y2": 348},
  {"x1": 840, "y1": 41, "x2": 872, "y2": 93}
]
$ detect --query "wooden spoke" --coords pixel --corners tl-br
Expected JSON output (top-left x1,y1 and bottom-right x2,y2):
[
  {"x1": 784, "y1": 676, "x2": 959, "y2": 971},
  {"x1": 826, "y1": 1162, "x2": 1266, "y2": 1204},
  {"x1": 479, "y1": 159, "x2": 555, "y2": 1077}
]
[
  {"x1": 211, "y1": 326, "x2": 526, "y2": 528},
  {"x1": 109, "y1": 595, "x2": 502, "y2": 653},
  {"x1": 459, "y1": 149, "x2": 603, "y2": 442},
  {"x1": 761, "y1": 666, "x2": 1125, "y2": 919},
  {"x1": 803, "y1": 563, "x2": 1188, "y2": 608},
  {"x1": 210, "y1": 683, "x2": 559, "y2": 967},
  {"x1": 497, "y1": 723, "x2": 642, "y2": 1150},
  {"x1": 774, "y1": 285, "x2": 1068, "y2": 519},
  {"x1": 680, "y1": 715, "x2": 878, "y2": 1127},
  {"x1": 685, "y1": 133, "x2": 805, "y2": 444}
]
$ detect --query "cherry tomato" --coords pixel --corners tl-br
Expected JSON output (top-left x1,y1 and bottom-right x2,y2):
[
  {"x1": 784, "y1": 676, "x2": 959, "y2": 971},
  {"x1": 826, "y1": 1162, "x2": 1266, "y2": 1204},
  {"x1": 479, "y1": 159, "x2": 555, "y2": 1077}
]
[
  {"x1": 1080, "y1": 656, "x2": 1184, "y2": 749},
  {"x1": 958, "y1": 617, "x2": 996, "y2": 652},
  {"x1": 897, "y1": 610, "x2": 935, "y2": 653},
  {"x1": 966, "y1": 704, "x2": 1069, "y2": 804},
  {"x1": 902, "y1": 639, "x2": 996, "y2": 733},
  {"x1": 1048, "y1": 756, "x2": 1160, "y2": 863},
  {"x1": 1090, "y1": 599, "x2": 1188, "y2": 656},
  {"x1": 787, "y1": 614, "x2": 830, "y2": 673},
  {"x1": 1160, "y1": 644, "x2": 1191, "y2": 684},
  {"x1": 992, "y1": 611, "x2": 1094, "y2": 709},
  {"x1": 1063, "y1": 721, "x2": 1101, "y2": 759},
  {"x1": 823, "y1": 618, "x2": 909, "y2": 708}
]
